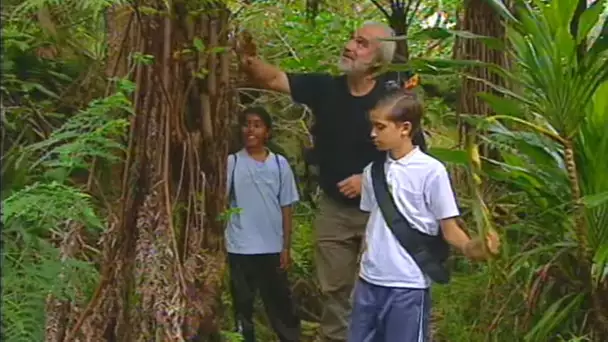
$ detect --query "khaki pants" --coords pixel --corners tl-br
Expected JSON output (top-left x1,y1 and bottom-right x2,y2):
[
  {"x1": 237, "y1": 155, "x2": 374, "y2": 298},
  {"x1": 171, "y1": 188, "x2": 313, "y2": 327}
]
[{"x1": 314, "y1": 194, "x2": 369, "y2": 342}]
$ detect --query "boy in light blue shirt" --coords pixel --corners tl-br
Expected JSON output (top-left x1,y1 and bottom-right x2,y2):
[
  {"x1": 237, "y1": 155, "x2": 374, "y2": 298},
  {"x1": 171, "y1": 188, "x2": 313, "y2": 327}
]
[{"x1": 225, "y1": 106, "x2": 301, "y2": 342}]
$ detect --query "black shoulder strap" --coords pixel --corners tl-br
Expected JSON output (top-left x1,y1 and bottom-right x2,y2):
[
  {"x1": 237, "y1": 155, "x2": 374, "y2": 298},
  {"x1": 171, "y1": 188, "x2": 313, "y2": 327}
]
[
  {"x1": 413, "y1": 130, "x2": 428, "y2": 153},
  {"x1": 229, "y1": 154, "x2": 237, "y2": 206},
  {"x1": 370, "y1": 160, "x2": 450, "y2": 284},
  {"x1": 275, "y1": 153, "x2": 283, "y2": 202}
]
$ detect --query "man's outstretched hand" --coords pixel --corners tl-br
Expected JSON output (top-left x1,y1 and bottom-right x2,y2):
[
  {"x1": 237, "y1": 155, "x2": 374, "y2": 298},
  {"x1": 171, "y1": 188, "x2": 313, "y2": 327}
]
[{"x1": 236, "y1": 30, "x2": 257, "y2": 66}]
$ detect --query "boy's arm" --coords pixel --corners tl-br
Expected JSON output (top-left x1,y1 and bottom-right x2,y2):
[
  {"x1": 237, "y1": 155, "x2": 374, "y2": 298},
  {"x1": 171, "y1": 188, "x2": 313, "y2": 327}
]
[
  {"x1": 281, "y1": 206, "x2": 293, "y2": 251},
  {"x1": 278, "y1": 157, "x2": 299, "y2": 270},
  {"x1": 428, "y1": 166, "x2": 499, "y2": 260},
  {"x1": 425, "y1": 166, "x2": 469, "y2": 251},
  {"x1": 226, "y1": 154, "x2": 235, "y2": 195},
  {"x1": 278, "y1": 157, "x2": 300, "y2": 251},
  {"x1": 357, "y1": 165, "x2": 374, "y2": 262},
  {"x1": 441, "y1": 219, "x2": 498, "y2": 261},
  {"x1": 440, "y1": 218, "x2": 471, "y2": 255},
  {"x1": 359, "y1": 165, "x2": 374, "y2": 212}
]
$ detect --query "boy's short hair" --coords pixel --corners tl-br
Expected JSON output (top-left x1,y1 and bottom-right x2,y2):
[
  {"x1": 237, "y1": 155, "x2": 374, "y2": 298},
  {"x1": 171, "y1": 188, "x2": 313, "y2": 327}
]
[
  {"x1": 376, "y1": 89, "x2": 424, "y2": 136},
  {"x1": 239, "y1": 106, "x2": 273, "y2": 130}
]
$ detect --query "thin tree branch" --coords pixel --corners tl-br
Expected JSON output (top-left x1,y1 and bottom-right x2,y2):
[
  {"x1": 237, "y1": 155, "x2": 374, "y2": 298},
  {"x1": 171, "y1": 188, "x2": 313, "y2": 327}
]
[{"x1": 369, "y1": 0, "x2": 391, "y2": 20}]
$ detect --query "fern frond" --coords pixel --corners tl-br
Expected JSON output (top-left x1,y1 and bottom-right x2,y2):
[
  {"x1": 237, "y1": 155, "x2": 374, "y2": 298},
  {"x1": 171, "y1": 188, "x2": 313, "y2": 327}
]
[
  {"x1": 2, "y1": 181, "x2": 102, "y2": 342},
  {"x1": 1, "y1": 84, "x2": 130, "y2": 342},
  {"x1": 2, "y1": 236, "x2": 99, "y2": 342},
  {"x1": 26, "y1": 89, "x2": 133, "y2": 174}
]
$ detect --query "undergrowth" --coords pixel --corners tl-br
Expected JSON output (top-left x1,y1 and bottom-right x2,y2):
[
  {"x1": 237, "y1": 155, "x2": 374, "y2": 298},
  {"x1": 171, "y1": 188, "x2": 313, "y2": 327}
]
[{"x1": 1, "y1": 79, "x2": 134, "y2": 341}]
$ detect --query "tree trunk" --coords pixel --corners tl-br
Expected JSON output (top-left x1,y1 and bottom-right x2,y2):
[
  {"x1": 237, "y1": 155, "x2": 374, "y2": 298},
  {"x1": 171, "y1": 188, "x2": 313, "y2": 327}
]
[
  {"x1": 454, "y1": 0, "x2": 508, "y2": 190},
  {"x1": 456, "y1": 0, "x2": 508, "y2": 153},
  {"x1": 56, "y1": 2, "x2": 237, "y2": 341}
]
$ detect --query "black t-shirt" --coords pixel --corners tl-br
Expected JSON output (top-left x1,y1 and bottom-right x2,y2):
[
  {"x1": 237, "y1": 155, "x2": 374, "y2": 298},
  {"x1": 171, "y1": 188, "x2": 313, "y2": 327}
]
[{"x1": 287, "y1": 72, "x2": 427, "y2": 207}]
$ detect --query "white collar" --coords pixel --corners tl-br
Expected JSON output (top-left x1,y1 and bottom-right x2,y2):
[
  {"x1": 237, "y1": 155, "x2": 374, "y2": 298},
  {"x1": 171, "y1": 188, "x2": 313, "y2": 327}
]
[{"x1": 386, "y1": 146, "x2": 419, "y2": 166}]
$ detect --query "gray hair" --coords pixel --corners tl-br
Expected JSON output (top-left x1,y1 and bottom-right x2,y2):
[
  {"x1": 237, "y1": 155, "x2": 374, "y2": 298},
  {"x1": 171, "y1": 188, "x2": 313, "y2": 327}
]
[{"x1": 361, "y1": 21, "x2": 396, "y2": 64}]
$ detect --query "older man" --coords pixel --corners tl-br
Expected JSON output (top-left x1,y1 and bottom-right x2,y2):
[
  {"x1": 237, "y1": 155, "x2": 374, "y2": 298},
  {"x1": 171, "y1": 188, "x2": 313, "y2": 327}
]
[{"x1": 238, "y1": 21, "x2": 426, "y2": 342}]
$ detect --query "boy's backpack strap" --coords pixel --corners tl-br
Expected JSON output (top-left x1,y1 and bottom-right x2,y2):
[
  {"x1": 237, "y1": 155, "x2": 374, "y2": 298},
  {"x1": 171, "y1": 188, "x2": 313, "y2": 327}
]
[
  {"x1": 370, "y1": 160, "x2": 451, "y2": 284},
  {"x1": 230, "y1": 153, "x2": 283, "y2": 206},
  {"x1": 275, "y1": 153, "x2": 282, "y2": 201},
  {"x1": 229, "y1": 154, "x2": 238, "y2": 206}
]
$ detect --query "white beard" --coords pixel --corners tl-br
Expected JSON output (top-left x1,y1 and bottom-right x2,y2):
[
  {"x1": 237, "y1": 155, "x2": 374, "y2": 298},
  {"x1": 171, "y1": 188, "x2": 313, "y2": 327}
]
[{"x1": 337, "y1": 57, "x2": 370, "y2": 75}]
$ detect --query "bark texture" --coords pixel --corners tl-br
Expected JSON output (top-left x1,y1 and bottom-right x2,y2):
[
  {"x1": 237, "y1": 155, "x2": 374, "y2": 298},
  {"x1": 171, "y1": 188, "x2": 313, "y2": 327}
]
[
  {"x1": 456, "y1": 0, "x2": 508, "y2": 152},
  {"x1": 46, "y1": 2, "x2": 237, "y2": 341}
]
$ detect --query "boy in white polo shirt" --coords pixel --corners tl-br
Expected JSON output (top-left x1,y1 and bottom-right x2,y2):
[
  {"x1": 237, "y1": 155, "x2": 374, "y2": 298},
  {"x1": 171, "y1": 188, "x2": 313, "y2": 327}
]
[{"x1": 348, "y1": 90, "x2": 500, "y2": 342}]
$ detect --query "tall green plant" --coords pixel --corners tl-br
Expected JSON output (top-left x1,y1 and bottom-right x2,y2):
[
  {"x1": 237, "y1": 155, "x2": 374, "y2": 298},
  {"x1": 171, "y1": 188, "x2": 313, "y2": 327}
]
[
  {"x1": 408, "y1": 0, "x2": 608, "y2": 339},
  {"x1": 469, "y1": 0, "x2": 608, "y2": 339}
]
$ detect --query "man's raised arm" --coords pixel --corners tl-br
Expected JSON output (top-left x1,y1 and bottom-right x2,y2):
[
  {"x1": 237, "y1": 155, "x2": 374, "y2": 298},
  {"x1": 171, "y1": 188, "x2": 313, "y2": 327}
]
[
  {"x1": 237, "y1": 31, "x2": 329, "y2": 110},
  {"x1": 238, "y1": 31, "x2": 290, "y2": 94},
  {"x1": 241, "y1": 57, "x2": 290, "y2": 94}
]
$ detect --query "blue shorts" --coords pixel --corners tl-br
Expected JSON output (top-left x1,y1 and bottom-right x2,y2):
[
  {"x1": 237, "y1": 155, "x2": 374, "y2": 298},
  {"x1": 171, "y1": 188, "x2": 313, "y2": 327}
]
[{"x1": 348, "y1": 278, "x2": 431, "y2": 342}]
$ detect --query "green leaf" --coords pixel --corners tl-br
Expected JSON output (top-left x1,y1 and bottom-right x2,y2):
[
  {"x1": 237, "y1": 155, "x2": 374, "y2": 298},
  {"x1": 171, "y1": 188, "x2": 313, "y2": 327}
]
[
  {"x1": 593, "y1": 243, "x2": 608, "y2": 270},
  {"x1": 409, "y1": 57, "x2": 493, "y2": 70},
  {"x1": 390, "y1": 57, "x2": 496, "y2": 76},
  {"x1": 576, "y1": 0, "x2": 607, "y2": 43},
  {"x1": 43, "y1": 168, "x2": 69, "y2": 183},
  {"x1": 555, "y1": 0, "x2": 580, "y2": 30},
  {"x1": 47, "y1": 70, "x2": 72, "y2": 82},
  {"x1": 139, "y1": 6, "x2": 159, "y2": 15},
  {"x1": 524, "y1": 293, "x2": 584, "y2": 341},
  {"x1": 193, "y1": 37, "x2": 205, "y2": 52},
  {"x1": 485, "y1": 0, "x2": 519, "y2": 23},
  {"x1": 477, "y1": 92, "x2": 524, "y2": 117},
  {"x1": 407, "y1": 28, "x2": 505, "y2": 50},
  {"x1": 593, "y1": 244, "x2": 608, "y2": 285},
  {"x1": 592, "y1": 81, "x2": 608, "y2": 116},
  {"x1": 32, "y1": 84, "x2": 59, "y2": 99},
  {"x1": 580, "y1": 191, "x2": 608, "y2": 208},
  {"x1": 209, "y1": 46, "x2": 227, "y2": 54},
  {"x1": 118, "y1": 79, "x2": 137, "y2": 93},
  {"x1": 429, "y1": 148, "x2": 469, "y2": 166}
]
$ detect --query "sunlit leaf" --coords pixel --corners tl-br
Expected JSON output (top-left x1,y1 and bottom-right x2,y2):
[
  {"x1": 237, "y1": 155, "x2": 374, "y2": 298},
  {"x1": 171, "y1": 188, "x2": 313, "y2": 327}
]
[
  {"x1": 593, "y1": 243, "x2": 608, "y2": 278},
  {"x1": 576, "y1": 0, "x2": 608, "y2": 43},
  {"x1": 581, "y1": 191, "x2": 608, "y2": 208},
  {"x1": 193, "y1": 37, "x2": 205, "y2": 51}
]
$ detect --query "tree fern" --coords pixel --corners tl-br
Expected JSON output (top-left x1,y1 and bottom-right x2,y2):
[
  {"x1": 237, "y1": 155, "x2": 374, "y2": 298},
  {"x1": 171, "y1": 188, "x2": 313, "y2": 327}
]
[
  {"x1": 2, "y1": 182, "x2": 102, "y2": 341},
  {"x1": 25, "y1": 84, "x2": 133, "y2": 176},
  {"x1": 1, "y1": 80, "x2": 134, "y2": 341}
]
